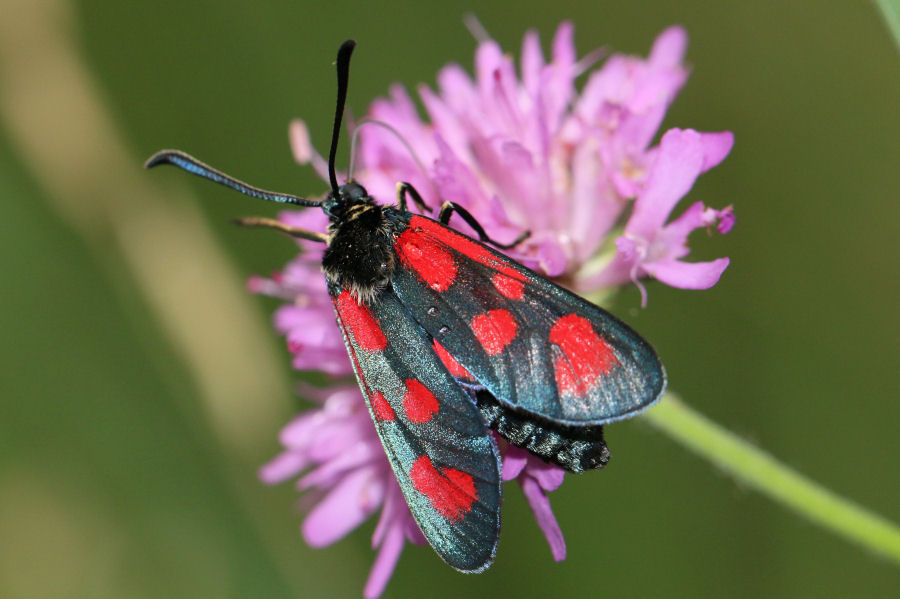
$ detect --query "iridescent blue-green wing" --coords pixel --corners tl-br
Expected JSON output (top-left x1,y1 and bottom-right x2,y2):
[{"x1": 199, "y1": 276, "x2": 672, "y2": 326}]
[
  {"x1": 390, "y1": 214, "x2": 666, "y2": 428},
  {"x1": 330, "y1": 284, "x2": 501, "y2": 572}
]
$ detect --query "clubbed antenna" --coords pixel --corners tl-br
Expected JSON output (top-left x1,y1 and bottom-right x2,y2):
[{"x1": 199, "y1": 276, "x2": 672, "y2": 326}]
[
  {"x1": 328, "y1": 40, "x2": 356, "y2": 196},
  {"x1": 144, "y1": 150, "x2": 319, "y2": 207}
]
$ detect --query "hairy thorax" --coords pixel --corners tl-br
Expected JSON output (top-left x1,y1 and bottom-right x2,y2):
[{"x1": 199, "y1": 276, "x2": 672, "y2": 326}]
[{"x1": 322, "y1": 203, "x2": 398, "y2": 303}]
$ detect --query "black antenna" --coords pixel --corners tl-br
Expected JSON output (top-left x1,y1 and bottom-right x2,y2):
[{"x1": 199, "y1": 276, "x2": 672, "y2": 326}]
[
  {"x1": 328, "y1": 40, "x2": 356, "y2": 195},
  {"x1": 145, "y1": 150, "x2": 319, "y2": 207}
]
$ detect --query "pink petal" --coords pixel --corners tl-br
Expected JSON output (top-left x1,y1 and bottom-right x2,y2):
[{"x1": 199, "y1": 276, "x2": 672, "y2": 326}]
[
  {"x1": 431, "y1": 134, "x2": 485, "y2": 208},
  {"x1": 663, "y1": 200, "x2": 708, "y2": 243},
  {"x1": 246, "y1": 274, "x2": 282, "y2": 297},
  {"x1": 615, "y1": 235, "x2": 641, "y2": 263},
  {"x1": 520, "y1": 476, "x2": 566, "y2": 561},
  {"x1": 384, "y1": 84, "x2": 421, "y2": 127},
  {"x1": 646, "y1": 257, "x2": 730, "y2": 289},
  {"x1": 259, "y1": 450, "x2": 308, "y2": 484},
  {"x1": 490, "y1": 140, "x2": 546, "y2": 220},
  {"x1": 551, "y1": 21, "x2": 576, "y2": 67},
  {"x1": 419, "y1": 86, "x2": 468, "y2": 160},
  {"x1": 289, "y1": 119, "x2": 313, "y2": 164},
  {"x1": 502, "y1": 447, "x2": 528, "y2": 480},
  {"x1": 278, "y1": 255, "x2": 326, "y2": 286},
  {"x1": 606, "y1": 107, "x2": 658, "y2": 171},
  {"x1": 535, "y1": 239, "x2": 568, "y2": 277},
  {"x1": 279, "y1": 208, "x2": 326, "y2": 231},
  {"x1": 302, "y1": 467, "x2": 383, "y2": 547},
  {"x1": 649, "y1": 26, "x2": 688, "y2": 68},
  {"x1": 372, "y1": 482, "x2": 402, "y2": 546},
  {"x1": 610, "y1": 166, "x2": 645, "y2": 199},
  {"x1": 699, "y1": 131, "x2": 734, "y2": 172},
  {"x1": 626, "y1": 128, "x2": 705, "y2": 238},
  {"x1": 277, "y1": 410, "x2": 321, "y2": 446},
  {"x1": 543, "y1": 21, "x2": 576, "y2": 124},
  {"x1": 364, "y1": 523, "x2": 406, "y2": 599},
  {"x1": 436, "y1": 64, "x2": 478, "y2": 117},
  {"x1": 300, "y1": 443, "x2": 381, "y2": 488},
  {"x1": 277, "y1": 209, "x2": 330, "y2": 255},
  {"x1": 486, "y1": 59, "x2": 524, "y2": 137},
  {"x1": 521, "y1": 29, "x2": 544, "y2": 96},
  {"x1": 580, "y1": 57, "x2": 629, "y2": 115},
  {"x1": 475, "y1": 40, "x2": 505, "y2": 100},
  {"x1": 526, "y1": 458, "x2": 566, "y2": 491},
  {"x1": 622, "y1": 29, "x2": 688, "y2": 116},
  {"x1": 288, "y1": 119, "x2": 330, "y2": 180},
  {"x1": 570, "y1": 139, "x2": 620, "y2": 257},
  {"x1": 482, "y1": 193, "x2": 523, "y2": 241}
]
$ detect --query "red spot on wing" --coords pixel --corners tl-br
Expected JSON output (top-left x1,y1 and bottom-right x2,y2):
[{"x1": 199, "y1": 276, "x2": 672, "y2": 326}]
[
  {"x1": 371, "y1": 391, "x2": 395, "y2": 422},
  {"x1": 471, "y1": 309, "x2": 518, "y2": 355},
  {"x1": 432, "y1": 340, "x2": 474, "y2": 381},
  {"x1": 552, "y1": 356, "x2": 581, "y2": 395},
  {"x1": 336, "y1": 290, "x2": 387, "y2": 352},
  {"x1": 549, "y1": 314, "x2": 619, "y2": 395},
  {"x1": 410, "y1": 455, "x2": 478, "y2": 521},
  {"x1": 405, "y1": 216, "x2": 526, "y2": 289},
  {"x1": 491, "y1": 272, "x2": 524, "y2": 300},
  {"x1": 408, "y1": 217, "x2": 495, "y2": 265},
  {"x1": 403, "y1": 379, "x2": 439, "y2": 423},
  {"x1": 396, "y1": 225, "x2": 458, "y2": 291}
]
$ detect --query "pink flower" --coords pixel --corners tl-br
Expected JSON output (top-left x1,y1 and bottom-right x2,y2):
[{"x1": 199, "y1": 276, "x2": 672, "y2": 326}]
[
  {"x1": 260, "y1": 22, "x2": 734, "y2": 597},
  {"x1": 351, "y1": 23, "x2": 733, "y2": 286}
]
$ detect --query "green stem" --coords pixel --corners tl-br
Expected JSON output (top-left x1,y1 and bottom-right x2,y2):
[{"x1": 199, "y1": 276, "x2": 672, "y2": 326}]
[
  {"x1": 643, "y1": 394, "x2": 900, "y2": 563},
  {"x1": 873, "y1": 0, "x2": 900, "y2": 53}
]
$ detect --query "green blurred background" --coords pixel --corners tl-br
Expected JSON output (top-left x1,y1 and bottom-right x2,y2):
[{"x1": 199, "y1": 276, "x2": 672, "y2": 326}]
[{"x1": 1, "y1": 1, "x2": 898, "y2": 597}]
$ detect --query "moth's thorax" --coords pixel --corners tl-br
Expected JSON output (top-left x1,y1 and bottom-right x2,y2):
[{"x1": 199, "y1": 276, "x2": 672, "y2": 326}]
[{"x1": 322, "y1": 191, "x2": 399, "y2": 304}]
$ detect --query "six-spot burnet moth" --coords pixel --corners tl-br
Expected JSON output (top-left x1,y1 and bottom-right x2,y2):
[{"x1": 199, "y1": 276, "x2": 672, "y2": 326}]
[{"x1": 146, "y1": 40, "x2": 666, "y2": 573}]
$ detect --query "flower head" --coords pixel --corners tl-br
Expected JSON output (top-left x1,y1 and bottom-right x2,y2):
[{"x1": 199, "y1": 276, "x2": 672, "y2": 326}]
[
  {"x1": 260, "y1": 22, "x2": 734, "y2": 597},
  {"x1": 350, "y1": 23, "x2": 733, "y2": 286}
]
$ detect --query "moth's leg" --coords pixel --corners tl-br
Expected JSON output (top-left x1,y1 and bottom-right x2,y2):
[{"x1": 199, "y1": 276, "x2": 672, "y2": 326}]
[
  {"x1": 233, "y1": 217, "x2": 328, "y2": 243},
  {"x1": 396, "y1": 182, "x2": 432, "y2": 214},
  {"x1": 438, "y1": 202, "x2": 530, "y2": 249}
]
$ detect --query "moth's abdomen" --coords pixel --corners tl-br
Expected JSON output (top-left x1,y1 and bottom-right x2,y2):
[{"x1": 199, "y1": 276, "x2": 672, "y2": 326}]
[{"x1": 475, "y1": 390, "x2": 610, "y2": 473}]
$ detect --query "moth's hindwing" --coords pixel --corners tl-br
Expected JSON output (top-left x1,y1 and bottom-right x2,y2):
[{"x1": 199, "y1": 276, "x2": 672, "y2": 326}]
[
  {"x1": 390, "y1": 214, "x2": 666, "y2": 427},
  {"x1": 331, "y1": 285, "x2": 501, "y2": 572}
]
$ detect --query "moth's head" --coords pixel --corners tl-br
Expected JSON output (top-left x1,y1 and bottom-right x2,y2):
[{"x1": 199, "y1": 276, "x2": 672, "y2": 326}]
[{"x1": 322, "y1": 181, "x2": 373, "y2": 218}]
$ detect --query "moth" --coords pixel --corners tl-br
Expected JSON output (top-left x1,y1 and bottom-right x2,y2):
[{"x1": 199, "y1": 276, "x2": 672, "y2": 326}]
[{"x1": 147, "y1": 40, "x2": 665, "y2": 572}]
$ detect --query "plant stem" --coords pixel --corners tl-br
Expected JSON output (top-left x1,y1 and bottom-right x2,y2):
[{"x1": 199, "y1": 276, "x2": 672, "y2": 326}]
[
  {"x1": 873, "y1": 0, "x2": 900, "y2": 53},
  {"x1": 643, "y1": 394, "x2": 900, "y2": 563}
]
